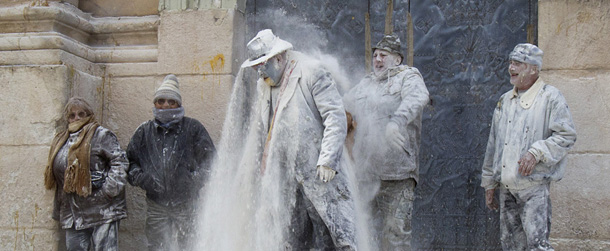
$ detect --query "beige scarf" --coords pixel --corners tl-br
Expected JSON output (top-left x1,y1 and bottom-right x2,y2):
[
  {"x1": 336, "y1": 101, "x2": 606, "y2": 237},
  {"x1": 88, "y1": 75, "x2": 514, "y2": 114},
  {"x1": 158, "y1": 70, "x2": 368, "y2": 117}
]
[{"x1": 44, "y1": 116, "x2": 99, "y2": 197}]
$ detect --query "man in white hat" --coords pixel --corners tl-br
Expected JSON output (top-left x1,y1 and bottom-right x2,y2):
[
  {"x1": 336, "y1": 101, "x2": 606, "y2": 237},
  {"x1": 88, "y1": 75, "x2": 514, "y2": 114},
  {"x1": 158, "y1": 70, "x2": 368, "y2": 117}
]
[
  {"x1": 240, "y1": 29, "x2": 357, "y2": 250},
  {"x1": 343, "y1": 34, "x2": 429, "y2": 250},
  {"x1": 126, "y1": 74, "x2": 216, "y2": 251},
  {"x1": 481, "y1": 43, "x2": 577, "y2": 250}
]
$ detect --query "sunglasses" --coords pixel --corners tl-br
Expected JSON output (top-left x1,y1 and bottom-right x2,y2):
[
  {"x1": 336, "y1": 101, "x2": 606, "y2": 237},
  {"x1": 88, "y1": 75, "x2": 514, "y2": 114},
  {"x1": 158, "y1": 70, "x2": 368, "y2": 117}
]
[
  {"x1": 68, "y1": 111, "x2": 88, "y2": 120},
  {"x1": 156, "y1": 99, "x2": 177, "y2": 106}
]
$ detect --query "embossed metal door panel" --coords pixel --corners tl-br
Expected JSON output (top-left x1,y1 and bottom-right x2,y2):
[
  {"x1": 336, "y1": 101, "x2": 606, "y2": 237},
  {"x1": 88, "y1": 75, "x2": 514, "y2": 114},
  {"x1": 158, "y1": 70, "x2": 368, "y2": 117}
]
[{"x1": 246, "y1": 0, "x2": 537, "y2": 249}]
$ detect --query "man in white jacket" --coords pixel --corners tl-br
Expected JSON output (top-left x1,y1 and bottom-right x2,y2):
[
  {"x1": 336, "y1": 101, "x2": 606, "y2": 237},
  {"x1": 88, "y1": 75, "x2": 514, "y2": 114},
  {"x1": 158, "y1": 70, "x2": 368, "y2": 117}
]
[
  {"x1": 481, "y1": 43, "x2": 577, "y2": 250},
  {"x1": 241, "y1": 29, "x2": 356, "y2": 250},
  {"x1": 343, "y1": 34, "x2": 429, "y2": 250}
]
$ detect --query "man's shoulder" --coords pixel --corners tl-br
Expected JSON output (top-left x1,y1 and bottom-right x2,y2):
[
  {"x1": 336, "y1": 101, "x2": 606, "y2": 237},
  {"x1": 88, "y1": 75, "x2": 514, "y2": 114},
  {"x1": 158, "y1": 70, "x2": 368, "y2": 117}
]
[
  {"x1": 493, "y1": 89, "x2": 514, "y2": 108},
  {"x1": 539, "y1": 82, "x2": 563, "y2": 96},
  {"x1": 182, "y1": 116, "x2": 203, "y2": 125},
  {"x1": 135, "y1": 120, "x2": 155, "y2": 130},
  {"x1": 182, "y1": 116, "x2": 208, "y2": 131},
  {"x1": 399, "y1": 65, "x2": 422, "y2": 75},
  {"x1": 290, "y1": 51, "x2": 328, "y2": 77}
]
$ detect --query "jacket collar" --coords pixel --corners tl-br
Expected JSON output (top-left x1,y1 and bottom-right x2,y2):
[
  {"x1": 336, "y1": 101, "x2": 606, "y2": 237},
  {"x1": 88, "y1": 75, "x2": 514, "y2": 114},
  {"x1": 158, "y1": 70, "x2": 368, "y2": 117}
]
[
  {"x1": 511, "y1": 77, "x2": 545, "y2": 109},
  {"x1": 153, "y1": 117, "x2": 183, "y2": 130},
  {"x1": 275, "y1": 52, "x2": 300, "y2": 114}
]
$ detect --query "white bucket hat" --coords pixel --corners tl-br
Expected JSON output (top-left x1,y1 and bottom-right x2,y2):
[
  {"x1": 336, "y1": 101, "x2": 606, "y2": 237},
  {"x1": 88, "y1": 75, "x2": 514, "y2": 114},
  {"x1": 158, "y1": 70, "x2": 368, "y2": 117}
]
[{"x1": 241, "y1": 29, "x2": 293, "y2": 68}]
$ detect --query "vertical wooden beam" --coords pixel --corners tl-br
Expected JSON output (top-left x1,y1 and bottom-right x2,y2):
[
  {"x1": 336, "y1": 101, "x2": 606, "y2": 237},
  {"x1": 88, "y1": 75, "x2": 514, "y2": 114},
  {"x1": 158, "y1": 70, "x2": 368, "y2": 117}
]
[
  {"x1": 365, "y1": 12, "x2": 372, "y2": 74},
  {"x1": 407, "y1": 11, "x2": 414, "y2": 66},
  {"x1": 384, "y1": 0, "x2": 393, "y2": 35},
  {"x1": 527, "y1": 24, "x2": 534, "y2": 44}
]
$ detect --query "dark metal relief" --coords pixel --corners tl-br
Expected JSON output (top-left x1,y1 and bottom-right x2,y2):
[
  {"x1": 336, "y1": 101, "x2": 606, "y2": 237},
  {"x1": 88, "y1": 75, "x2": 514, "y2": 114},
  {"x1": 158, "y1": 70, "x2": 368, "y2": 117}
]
[{"x1": 246, "y1": 0, "x2": 537, "y2": 249}]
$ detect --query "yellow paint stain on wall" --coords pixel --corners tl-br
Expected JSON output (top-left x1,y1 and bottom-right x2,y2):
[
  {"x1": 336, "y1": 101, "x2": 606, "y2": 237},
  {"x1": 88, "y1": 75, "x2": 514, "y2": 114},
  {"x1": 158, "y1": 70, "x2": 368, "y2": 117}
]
[
  {"x1": 209, "y1": 54, "x2": 225, "y2": 76},
  {"x1": 557, "y1": 10, "x2": 593, "y2": 36},
  {"x1": 12, "y1": 204, "x2": 40, "y2": 251},
  {"x1": 190, "y1": 54, "x2": 226, "y2": 101},
  {"x1": 13, "y1": 211, "x2": 19, "y2": 251}
]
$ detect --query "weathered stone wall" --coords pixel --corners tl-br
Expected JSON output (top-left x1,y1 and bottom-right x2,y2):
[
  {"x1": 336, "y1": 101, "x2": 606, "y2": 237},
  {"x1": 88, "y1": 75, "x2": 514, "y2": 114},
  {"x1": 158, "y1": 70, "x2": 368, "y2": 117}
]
[
  {"x1": 538, "y1": 0, "x2": 610, "y2": 250},
  {"x1": 0, "y1": 0, "x2": 245, "y2": 249},
  {"x1": 1, "y1": 0, "x2": 609, "y2": 250}
]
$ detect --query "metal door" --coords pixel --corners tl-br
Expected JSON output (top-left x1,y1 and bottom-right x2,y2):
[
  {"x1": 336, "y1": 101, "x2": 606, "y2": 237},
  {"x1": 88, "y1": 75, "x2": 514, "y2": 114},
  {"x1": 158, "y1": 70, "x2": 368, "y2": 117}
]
[{"x1": 246, "y1": 0, "x2": 537, "y2": 249}]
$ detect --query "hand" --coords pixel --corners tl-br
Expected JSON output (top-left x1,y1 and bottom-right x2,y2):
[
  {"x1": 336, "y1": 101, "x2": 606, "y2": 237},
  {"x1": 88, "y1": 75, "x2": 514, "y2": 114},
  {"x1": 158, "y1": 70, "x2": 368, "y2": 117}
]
[
  {"x1": 485, "y1": 189, "x2": 499, "y2": 211},
  {"x1": 90, "y1": 170, "x2": 106, "y2": 190},
  {"x1": 316, "y1": 165, "x2": 336, "y2": 183},
  {"x1": 346, "y1": 111, "x2": 355, "y2": 133},
  {"x1": 518, "y1": 152, "x2": 538, "y2": 176},
  {"x1": 385, "y1": 122, "x2": 405, "y2": 151}
]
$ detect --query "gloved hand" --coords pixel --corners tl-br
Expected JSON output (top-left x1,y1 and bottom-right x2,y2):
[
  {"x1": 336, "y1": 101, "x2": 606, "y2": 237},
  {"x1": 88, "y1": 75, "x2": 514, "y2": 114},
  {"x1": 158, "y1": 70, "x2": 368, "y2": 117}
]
[
  {"x1": 385, "y1": 122, "x2": 405, "y2": 151},
  {"x1": 316, "y1": 165, "x2": 336, "y2": 183}
]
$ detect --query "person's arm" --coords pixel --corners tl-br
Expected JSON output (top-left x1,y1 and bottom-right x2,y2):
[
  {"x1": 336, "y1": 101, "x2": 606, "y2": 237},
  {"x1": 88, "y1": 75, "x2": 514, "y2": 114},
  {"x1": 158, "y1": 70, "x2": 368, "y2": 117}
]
[
  {"x1": 482, "y1": 105, "x2": 501, "y2": 210},
  {"x1": 390, "y1": 70, "x2": 430, "y2": 129},
  {"x1": 310, "y1": 70, "x2": 347, "y2": 170},
  {"x1": 126, "y1": 125, "x2": 158, "y2": 194},
  {"x1": 385, "y1": 70, "x2": 429, "y2": 150},
  {"x1": 527, "y1": 92, "x2": 577, "y2": 166},
  {"x1": 97, "y1": 128, "x2": 128, "y2": 198},
  {"x1": 481, "y1": 103, "x2": 500, "y2": 191},
  {"x1": 192, "y1": 120, "x2": 216, "y2": 191}
]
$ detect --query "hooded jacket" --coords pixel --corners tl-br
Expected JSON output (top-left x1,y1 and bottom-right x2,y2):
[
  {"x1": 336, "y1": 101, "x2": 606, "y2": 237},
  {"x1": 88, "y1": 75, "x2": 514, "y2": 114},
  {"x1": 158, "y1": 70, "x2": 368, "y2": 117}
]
[
  {"x1": 127, "y1": 117, "x2": 216, "y2": 207},
  {"x1": 343, "y1": 65, "x2": 430, "y2": 182},
  {"x1": 51, "y1": 126, "x2": 128, "y2": 230}
]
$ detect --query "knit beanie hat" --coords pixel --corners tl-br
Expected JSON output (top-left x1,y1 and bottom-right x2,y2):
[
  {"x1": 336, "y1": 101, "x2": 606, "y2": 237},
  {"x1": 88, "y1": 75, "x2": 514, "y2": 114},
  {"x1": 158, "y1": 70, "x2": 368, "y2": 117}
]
[
  {"x1": 509, "y1": 43, "x2": 543, "y2": 68},
  {"x1": 154, "y1": 74, "x2": 182, "y2": 106}
]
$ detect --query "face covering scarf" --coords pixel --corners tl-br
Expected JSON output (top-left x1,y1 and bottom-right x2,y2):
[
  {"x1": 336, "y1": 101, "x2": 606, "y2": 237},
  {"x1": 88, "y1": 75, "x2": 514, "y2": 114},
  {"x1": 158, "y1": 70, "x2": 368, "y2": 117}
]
[{"x1": 153, "y1": 106, "x2": 185, "y2": 128}]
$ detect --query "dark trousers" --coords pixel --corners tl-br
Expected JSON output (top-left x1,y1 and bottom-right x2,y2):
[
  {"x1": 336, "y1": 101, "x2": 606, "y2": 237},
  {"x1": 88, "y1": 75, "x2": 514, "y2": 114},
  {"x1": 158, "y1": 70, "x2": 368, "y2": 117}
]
[{"x1": 145, "y1": 199, "x2": 196, "y2": 251}]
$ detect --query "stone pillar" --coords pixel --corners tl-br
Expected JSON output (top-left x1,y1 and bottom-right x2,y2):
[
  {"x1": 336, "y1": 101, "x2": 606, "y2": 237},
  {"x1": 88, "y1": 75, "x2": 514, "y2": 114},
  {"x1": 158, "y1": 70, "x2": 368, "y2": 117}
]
[
  {"x1": 0, "y1": 1, "x2": 158, "y2": 249},
  {"x1": 538, "y1": 0, "x2": 610, "y2": 249}
]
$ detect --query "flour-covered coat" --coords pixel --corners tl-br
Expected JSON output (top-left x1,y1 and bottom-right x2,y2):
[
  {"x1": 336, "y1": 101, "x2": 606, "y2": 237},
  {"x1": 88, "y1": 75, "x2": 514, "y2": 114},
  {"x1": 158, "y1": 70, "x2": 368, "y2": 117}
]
[
  {"x1": 52, "y1": 127, "x2": 128, "y2": 230},
  {"x1": 253, "y1": 50, "x2": 356, "y2": 249},
  {"x1": 343, "y1": 65, "x2": 429, "y2": 182},
  {"x1": 481, "y1": 79, "x2": 577, "y2": 191}
]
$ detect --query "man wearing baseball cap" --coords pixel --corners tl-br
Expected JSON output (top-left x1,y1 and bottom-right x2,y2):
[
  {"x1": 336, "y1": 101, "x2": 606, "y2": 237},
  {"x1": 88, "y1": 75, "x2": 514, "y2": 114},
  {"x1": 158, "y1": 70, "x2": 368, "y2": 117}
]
[
  {"x1": 481, "y1": 43, "x2": 577, "y2": 250},
  {"x1": 343, "y1": 34, "x2": 429, "y2": 250}
]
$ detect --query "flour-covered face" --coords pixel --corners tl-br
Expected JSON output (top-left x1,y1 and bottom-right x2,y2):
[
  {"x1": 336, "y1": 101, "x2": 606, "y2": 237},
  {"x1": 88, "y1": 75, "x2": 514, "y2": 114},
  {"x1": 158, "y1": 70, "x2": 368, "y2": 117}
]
[
  {"x1": 508, "y1": 60, "x2": 538, "y2": 90},
  {"x1": 256, "y1": 56, "x2": 285, "y2": 87},
  {"x1": 67, "y1": 107, "x2": 88, "y2": 124},
  {"x1": 373, "y1": 49, "x2": 401, "y2": 76}
]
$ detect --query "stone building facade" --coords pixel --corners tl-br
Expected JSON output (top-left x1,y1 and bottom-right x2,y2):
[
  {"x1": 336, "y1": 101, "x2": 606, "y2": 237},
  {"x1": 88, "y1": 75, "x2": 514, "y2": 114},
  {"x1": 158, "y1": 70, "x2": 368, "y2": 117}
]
[{"x1": 0, "y1": 0, "x2": 607, "y2": 250}]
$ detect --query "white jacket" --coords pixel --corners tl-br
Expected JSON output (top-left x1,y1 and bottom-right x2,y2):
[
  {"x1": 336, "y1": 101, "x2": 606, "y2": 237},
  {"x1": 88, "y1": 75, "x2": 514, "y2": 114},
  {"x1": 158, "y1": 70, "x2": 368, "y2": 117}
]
[
  {"x1": 344, "y1": 65, "x2": 429, "y2": 181},
  {"x1": 481, "y1": 78, "x2": 577, "y2": 190}
]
